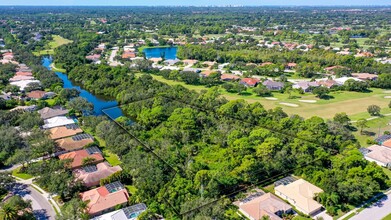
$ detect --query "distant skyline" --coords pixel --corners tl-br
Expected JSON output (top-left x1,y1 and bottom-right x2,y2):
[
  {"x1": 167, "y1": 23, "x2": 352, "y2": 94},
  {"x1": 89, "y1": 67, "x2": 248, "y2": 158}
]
[{"x1": 1, "y1": 0, "x2": 390, "y2": 6}]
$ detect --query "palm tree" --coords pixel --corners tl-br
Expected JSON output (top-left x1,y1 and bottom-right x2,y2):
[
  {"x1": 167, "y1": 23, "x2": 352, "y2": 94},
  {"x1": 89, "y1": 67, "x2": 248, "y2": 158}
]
[{"x1": 0, "y1": 204, "x2": 18, "y2": 220}]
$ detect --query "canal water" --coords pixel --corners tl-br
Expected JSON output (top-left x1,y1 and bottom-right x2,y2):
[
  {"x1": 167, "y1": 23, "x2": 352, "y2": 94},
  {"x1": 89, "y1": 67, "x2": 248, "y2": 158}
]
[
  {"x1": 42, "y1": 57, "x2": 123, "y2": 119},
  {"x1": 143, "y1": 47, "x2": 177, "y2": 59}
]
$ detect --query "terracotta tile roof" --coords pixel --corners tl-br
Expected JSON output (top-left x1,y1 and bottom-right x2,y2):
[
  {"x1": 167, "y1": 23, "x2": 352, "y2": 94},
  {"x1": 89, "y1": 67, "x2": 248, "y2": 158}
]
[
  {"x1": 182, "y1": 59, "x2": 198, "y2": 65},
  {"x1": 200, "y1": 70, "x2": 214, "y2": 77},
  {"x1": 74, "y1": 162, "x2": 122, "y2": 187},
  {"x1": 317, "y1": 79, "x2": 338, "y2": 88},
  {"x1": 59, "y1": 148, "x2": 104, "y2": 169},
  {"x1": 261, "y1": 62, "x2": 273, "y2": 66},
  {"x1": 287, "y1": 62, "x2": 297, "y2": 67},
  {"x1": 81, "y1": 183, "x2": 129, "y2": 216},
  {"x1": 382, "y1": 140, "x2": 391, "y2": 149},
  {"x1": 27, "y1": 90, "x2": 46, "y2": 99},
  {"x1": 49, "y1": 125, "x2": 83, "y2": 140},
  {"x1": 221, "y1": 74, "x2": 240, "y2": 81},
  {"x1": 122, "y1": 51, "x2": 136, "y2": 59},
  {"x1": 240, "y1": 78, "x2": 260, "y2": 86},
  {"x1": 15, "y1": 71, "x2": 33, "y2": 76},
  {"x1": 9, "y1": 75, "x2": 35, "y2": 82},
  {"x1": 237, "y1": 193, "x2": 292, "y2": 220},
  {"x1": 56, "y1": 134, "x2": 94, "y2": 152},
  {"x1": 351, "y1": 73, "x2": 378, "y2": 80}
]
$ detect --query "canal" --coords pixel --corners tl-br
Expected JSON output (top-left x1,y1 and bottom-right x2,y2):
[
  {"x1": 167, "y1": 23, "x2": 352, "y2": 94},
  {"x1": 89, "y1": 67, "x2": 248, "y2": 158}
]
[{"x1": 42, "y1": 57, "x2": 123, "y2": 119}]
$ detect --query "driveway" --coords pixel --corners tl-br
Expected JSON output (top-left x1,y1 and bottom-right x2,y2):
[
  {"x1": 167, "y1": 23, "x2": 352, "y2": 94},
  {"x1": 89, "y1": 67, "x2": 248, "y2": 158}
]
[
  {"x1": 350, "y1": 194, "x2": 391, "y2": 220},
  {"x1": 9, "y1": 182, "x2": 56, "y2": 220}
]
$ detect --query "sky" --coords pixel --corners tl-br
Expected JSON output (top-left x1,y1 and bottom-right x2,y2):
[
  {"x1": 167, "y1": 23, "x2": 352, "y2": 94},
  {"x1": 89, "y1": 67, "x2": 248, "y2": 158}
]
[{"x1": 0, "y1": 0, "x2": 390, "y2": 6}]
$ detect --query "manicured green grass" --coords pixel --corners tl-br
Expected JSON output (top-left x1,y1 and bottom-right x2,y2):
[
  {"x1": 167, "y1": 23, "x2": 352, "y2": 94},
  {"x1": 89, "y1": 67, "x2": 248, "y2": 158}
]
[
  {"x1": 353, "y1": 114, "x2": 391, "y2": 147},
  {"x1": 12, "y1": 167, "x2": 33, "y2": 180},
  {"x1": 33, "y1": 35, "x2": 73, "y2": 55},
  {"x1": 51, "y1": 62, "x2": 67, "y2": 72},
  {"x1": 382, "y1": 213, "x2": 391, "y2": 220},
  {"x1": 103, "y1": 149, "x2": 122, "y2": 166},
  {"x1": 293, "y1": 216, "x2": 312, "y2": 220},
  {"x1": 147, "y1": 73, "x2": 391, "y2": 119}
]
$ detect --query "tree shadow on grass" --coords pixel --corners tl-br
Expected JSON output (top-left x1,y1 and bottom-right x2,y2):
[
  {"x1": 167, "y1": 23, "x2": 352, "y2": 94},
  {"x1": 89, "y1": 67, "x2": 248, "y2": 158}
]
[
  {"x1": 238, "y1": 92, "x2": 253, "y2": 96},
  {"x1": 362, "y1": 130, "x2": 376, "y2": 137},
  {"x1": 319, "y1": 95, "x2": 335, "y2": 100}
]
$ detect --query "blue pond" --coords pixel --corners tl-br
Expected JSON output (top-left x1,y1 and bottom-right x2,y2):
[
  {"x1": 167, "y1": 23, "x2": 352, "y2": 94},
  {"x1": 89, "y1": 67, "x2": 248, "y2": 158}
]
[
  {"x1": 143, "y1": 47, "x2": 177, "y2": 59},
  {"x1": 42, "y1": 57, "x2": 123, "y2": 119}
]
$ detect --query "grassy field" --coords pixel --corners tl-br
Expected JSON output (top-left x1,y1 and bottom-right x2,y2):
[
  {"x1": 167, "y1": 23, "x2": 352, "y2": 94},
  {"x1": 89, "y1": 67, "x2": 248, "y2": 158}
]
[
  {"x1": 33, "y1": 35, "x2": 73, "y2": 55},
  {"x1": 147, "y1": 74, "x2": 391, "y2": 119},
  {"x1": 103, "y1": 149, "x2": 122, "y2": 166},
  {"x1": 12, "y1": 167, "x2": 33, "y2": 180},
  {"x1": 353, "y1": 115, "x2": 391, "y2": 147},
  {"x1": 50, "y1": 62, "x2": 67, "y2": 72},
  {"x1": 383, "y1": 213, "x2": 391, "y2": 220}
]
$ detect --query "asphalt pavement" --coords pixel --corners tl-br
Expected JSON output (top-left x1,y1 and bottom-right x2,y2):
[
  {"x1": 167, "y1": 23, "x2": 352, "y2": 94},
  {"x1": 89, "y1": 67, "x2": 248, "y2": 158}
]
[
  {"x1": 350, "y1": 194, "x2": 391, "y2": 220},
  {"x1": 9, "y1": 182, "x2": 56, "y2": 220}
]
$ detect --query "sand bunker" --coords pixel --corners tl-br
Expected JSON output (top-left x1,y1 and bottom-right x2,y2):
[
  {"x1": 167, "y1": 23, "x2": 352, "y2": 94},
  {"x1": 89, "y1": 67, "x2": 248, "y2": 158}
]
[
  {"x1": 383, "y1": 91, "x2": 391, "y2": 94},
  {"x1": 265, "y1": 97, "x2": 278, "y2": 100},
  {"x1": 384, "y1": 96, "x2": 391, "y2": 99},
  {"x1": 299, "y1": 100, "x2": 317, "y2": 103},
  {"x1": 279, "y1": 102, "x2": 299, "y2": 107}
]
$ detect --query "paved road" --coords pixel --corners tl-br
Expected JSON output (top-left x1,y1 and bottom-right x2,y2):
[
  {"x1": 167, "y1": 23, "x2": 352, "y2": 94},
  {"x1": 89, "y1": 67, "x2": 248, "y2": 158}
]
[
  {"x1": 350, "y1": 194, "x2": 391, "y2": 220},
  {"x1": 9, "y1": 182, "x2": 56, "y2": 220}
]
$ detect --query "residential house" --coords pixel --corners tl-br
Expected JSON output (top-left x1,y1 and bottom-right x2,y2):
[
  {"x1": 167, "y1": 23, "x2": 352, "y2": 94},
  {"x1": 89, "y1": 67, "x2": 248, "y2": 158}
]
[
  {"x1": 149, "y1": 58, "x2": 162, "y2": 63},
  {"x1": 0, "y1": 92, "x2": 11, "y2": 100},
  {"x1": 122, "y1": 51, "x2": 136, "y2": 59},
  {"x1": 202, "y1": 61, "x2": 216, "y2": 67},
  {"x1": 334, "y1": 77, "x2": 362, "y2": 85},
  {"x1": 43, "y1": 116, "x2": 75, "y2": 129},
  {"x1": 285, "y1": 63, "x2": 297, "y2": 70},
  {"x1": 221, "y1": 74, "x2": 240, "y2": 81},
  {"x1": 15, "y1": 71, "x2": 33, "y2": 76},
  {"x1": 26, "y1": 90, "x2": 47, "y2": 99},
  {"x1": 58, "y1": 147, "x2": 104, "y2": 169},
  {"x1": 2, "y1": 52, "x2": 13, "y2": 60},
  {"x1": 38, "y1": 107, "x2": 69, "y2": 120},
  {"x1": 355, "y1": 52, "x2": 374, "y2": 58},
  {"x1": 235, "y1": 192, "x2": 292, "y2": 220},
  {"x1": 10, "y1": 80, "x2": 40, "y2": 91},
  {"x1": 316, "y1": 79, "x2": 339, "y2": 88},
  {"x1": 80, "y1": 182, "x2": 130, "y2": 216},
  {"x1": 182, "y1": 59, "x2": 198, "y2": 66},
  {"x1": 182, "y1": 68, "x2": 200, "y2": 73},
  {"x1": 74, "y1": 162, "x2": 122, "y2": 187},
  {"x1": 91, "y1": 203, "x2": 147, "y2": 220},
  {"x1": 200, "y1": 70, "x2": 214, "y2": 77},
  {"x1": 275, "y1": 179, "x2": 324, "y2": 216},
  {"x1": 240, "y1": 78, "x2": 260, "y2": 87},
  {"x1": 56, "y1": 133, "x2": 94, "y2": 151},
  {"x1": 261, "y1": 62, "x2": 273, "y2": 67},
  {"x1": 293, "y1": 81, "x2": 319, "y2": 92},
  {"x1": 164, "y1": 59, "x2": 180, "y2": 66},
  {"x1": 362, "y1": 145, "x2": 391, "y2": 167},
  {"x1": 86, "y1": 54, "x2": 101, "y2": 62},
  {"x1": 262, "y1": 80, "x2": 284, "y2": 91},
  {"x1": 324, "y1": 65, "x2": 348, "y2": 74},
  {"x1": 49, "y1": 124, "x2": 83, "y2": 140},
  {"x1": 351, "y1": 73, "x2": 378, "y2": 81},
  {"x1": 9, "y1": 75, "x2": 35, "y2": 82}
]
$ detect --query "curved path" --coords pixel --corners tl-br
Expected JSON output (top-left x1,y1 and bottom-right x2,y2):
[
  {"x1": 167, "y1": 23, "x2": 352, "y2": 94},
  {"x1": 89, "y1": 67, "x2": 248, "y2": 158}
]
[{"x1": 8, "y1": 178, "x2": 58, "y2": 220}]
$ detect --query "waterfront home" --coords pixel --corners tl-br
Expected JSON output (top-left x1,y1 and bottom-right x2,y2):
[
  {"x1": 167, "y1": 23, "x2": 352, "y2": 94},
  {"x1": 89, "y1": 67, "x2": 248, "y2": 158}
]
[
  {"x1": 38, "y1": 107, "x2": 69, "y2": 120},
  {"x1": 10, "y1": 80, "x2": 41, "y2": 91}
]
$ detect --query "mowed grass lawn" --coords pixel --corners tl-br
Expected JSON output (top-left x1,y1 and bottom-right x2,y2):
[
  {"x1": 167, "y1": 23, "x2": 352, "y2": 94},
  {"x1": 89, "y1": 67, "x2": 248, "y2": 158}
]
[
  {"x1": 353, "y1": 114, "x2": 391, "y2": 147},
  {"x1": 33, "y1": 35, "x2": 73, "y2": 55},
  {"x1": 147, "y1": 74, "x2": 391, "y2": 119},
  {"x1": 12, "y1": 167, "x2": 33, "y2": 180}
]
